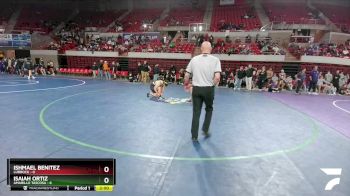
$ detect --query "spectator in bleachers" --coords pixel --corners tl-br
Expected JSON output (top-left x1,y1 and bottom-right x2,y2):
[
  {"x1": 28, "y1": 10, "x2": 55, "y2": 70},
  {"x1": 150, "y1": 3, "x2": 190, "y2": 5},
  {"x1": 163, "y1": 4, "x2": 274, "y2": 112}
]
[
  {"x1": 278, "y1": 69, "x2": 286, "y2": 80},
  {"x1": 165, "y1": 70, "x2": 172, "y2": 83},
  {"x1": 169, "y1": 65, "x2": 176, "y2": 75},
  {"x1": 271, "y1": 73, "x2": 279, "y2": 84},
  {"x1": 227, "y1": 71, "x2": 235, "y2": 88},
  {"x1": 209, "y1": 35, "x2": 214, "y2": 46},
  {"x1": 137, "y1": 62, "x2": 142, "y2": 82},
  {"x1": 325, "y1": 71, "x2": 333, "y2": 83},
  {"x1": 111, "y1": 61, "x2": 117, "y2": 79},
  {"x1": 153, "y1": 64, "x2": 160, "y2": 81},
  {"x1": 340, "y1": 82, "x2": 350, "y2": 95},
  {"x1": 145, "y1": 63, "x2": 151, "y2": 83},
  {"x1": 257, "y1": 66, "x2": 267, "y2": 90},
  {"x1": 169, "y1": 70, "x2": 176, "y2": 83},
  {"x1": 339, "y1": 71, "x2": 347, "y2": 87},
  {"x1": 0, "y1": 60, "x2": 4, "y2": 73},
  {"x1": 277, "y1": 69, "x2": 288, "y2": 90},
  {"x1": 289, "y1": 40, "x2": 350, "y2": 59},
  {"x1": 47, "y1": 61, "x2": 55, "y2": 76},
  {"x1": 141, "y1": 61, "x2": 149, "y2": 83},
  {"x1": 159, "y1": 69, "x2": 165, "y2": 80},
  {"x1": 333, "y1": 70, "x2": 340, "y2": 93},
  {"x1": 234, "y1": 66, "x2": 245, "y2": 90},
  {"x1": 14, "y1": 59, "x2": 21, "y2": 75},
  {"x1": 267, "y1": 78, "x2": 280, "y2": 93},
  {"x1": 285, "y1": 76, "x2": 294, "y2": 91},
  {"x1": 220, "y1": 71, "x2": 227, "y2": 86},
  {"x1": 245, "y1": 64, "x2": 254, "y2": 90},
  {"x1": 317, "y1": 75, "x2": 332, "y2": 94},
  {"x1": 98, "y1": 60, "x2": 104, "y2": 79},
  {"x1": 25, "y1": 58, "x2": 35, "y2": 80},
  {"x1": 266, "y1": 67, "x2": 274, "y2": 80},
  {"x1": 39, "y1": 62, "x2": 46, "y2": 76},
  {"x1": 116, "y1": 62, "x2": 121, "y2": 72},
  {"x1": 308, "y1": 66, "x2": 319, "y2": 94},
  {"x1": 178, "y1": 69, "x2": 185, "y2": 85},
  {"x1": 296, "y1": 68, "x2": 307, "y2": 94},
  {"x1": 92, "y1": 62, "x2": 98, "y2": 79},
  {"x1": 103, "y1": 61, "x2": 111, "y2": 80}
]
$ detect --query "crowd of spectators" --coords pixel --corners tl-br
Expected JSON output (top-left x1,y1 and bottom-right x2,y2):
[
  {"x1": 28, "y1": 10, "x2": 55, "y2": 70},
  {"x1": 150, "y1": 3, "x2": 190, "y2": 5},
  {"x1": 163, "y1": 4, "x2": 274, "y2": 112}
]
[
  {"x1": 0, "y1": 57, "x2": 57, "y2": 78},
  {"x1": 191, "y1": 34, "x2": 285, "y2": 55},
  {"x1": 300, "y1": 66, "x2": 350, "y2": 95},
  {"x1": 48, "y1": 30, "x2": 194, "y2": 54},
  {"x1": 87, "y1": 59, "x2": 181, "y2": 84},
  {"x1": 219, "y1": 65, "x2": 294, "y2": 92},
  {"x1": 48, "y1": 22, "x2": 83, "y2": 51},
  {"x1": 109, "y1": 21, "x2": 124, "y2": 33},
  {"x1": 289, "y1": 39, "x2": 350, "y2": 59},
  {"x1": 78, "y1": 58, "x2": 350, "y2": 96},
  {"x1": 217, "y1": 22, "x2": 246, "y2": 32},
  {"x1": 217, "y1": 65, "x2": 350, "y2": 95},
  {"x1": 54, "y1": 32, "x2": 287, "y2": 55}
]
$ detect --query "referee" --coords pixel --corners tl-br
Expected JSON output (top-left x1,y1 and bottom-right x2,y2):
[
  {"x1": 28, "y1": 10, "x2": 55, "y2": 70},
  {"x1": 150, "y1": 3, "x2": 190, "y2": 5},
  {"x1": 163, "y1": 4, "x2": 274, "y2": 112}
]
[{"x1": 184, "y1": 41, "x2": 221, "y2": 141}]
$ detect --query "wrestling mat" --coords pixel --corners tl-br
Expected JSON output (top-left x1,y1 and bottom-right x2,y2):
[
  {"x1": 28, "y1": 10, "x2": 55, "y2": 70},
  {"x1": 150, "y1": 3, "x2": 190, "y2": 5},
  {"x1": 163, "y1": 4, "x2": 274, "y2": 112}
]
[{"x1": 150, "y1": 96, "x2": 191, "y2": 104}]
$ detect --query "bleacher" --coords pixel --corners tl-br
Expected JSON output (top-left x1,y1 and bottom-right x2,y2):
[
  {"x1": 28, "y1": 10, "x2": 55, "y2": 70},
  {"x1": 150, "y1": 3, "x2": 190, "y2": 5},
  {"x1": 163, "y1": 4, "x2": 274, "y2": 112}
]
[
  {"x1": 160, "y1": 7, "x2": 205, "y2": 26},
  {"x1": 262, "y1": 0, "x2": 323, "y2": 24},
  {"x1": 14, "y1": 5, "x2": 72, "y2": 33},
  {"x1": 0, "y1": 5, "x2": 16, "y2": 26},
  {"x1": 121, "y1": 9, "x2": 163, "y2": 32},
  {"x1": 211, "y1": 0, "x2": 261, "y2": 31},
  {"x1": 212, "y1": 42, "x2": 263, "y2": 55},
  {"x1": 313, "y1": 4, "x2": 350, "y2": 33},
  {"x1": 72, "y1": 10, "x2": 126, "y2": 28}
]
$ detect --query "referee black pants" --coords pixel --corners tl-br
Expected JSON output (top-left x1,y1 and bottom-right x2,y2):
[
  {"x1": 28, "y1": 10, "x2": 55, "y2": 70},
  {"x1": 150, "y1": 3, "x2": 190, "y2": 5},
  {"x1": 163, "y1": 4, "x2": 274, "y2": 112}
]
[{"x1": 191, "y1": 86, "x2": 214, "y2": 139}]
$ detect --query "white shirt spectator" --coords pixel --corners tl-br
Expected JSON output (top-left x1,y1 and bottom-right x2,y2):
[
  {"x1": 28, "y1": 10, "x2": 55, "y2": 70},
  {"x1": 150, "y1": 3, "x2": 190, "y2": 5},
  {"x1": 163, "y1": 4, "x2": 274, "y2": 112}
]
[
  {"x1": 339, "y1": 73, "x2": 346, "y2": 86},
  {"x1": 317, "y1": 78, "x2": 328, "y2": 86},
  {"x1": 325, "y1": 72, "x2": 333, "y2": 83},
  {"x1": 272, "y1": 75, "x2": 279, "y2": 83}
]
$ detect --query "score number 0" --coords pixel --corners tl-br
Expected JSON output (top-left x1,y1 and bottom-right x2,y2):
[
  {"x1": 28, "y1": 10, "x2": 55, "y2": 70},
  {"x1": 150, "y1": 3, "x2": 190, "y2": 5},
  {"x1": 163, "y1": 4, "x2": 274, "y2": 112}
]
[{"x1": 103, "y1": 166, "x2": 110, "y2": 184}]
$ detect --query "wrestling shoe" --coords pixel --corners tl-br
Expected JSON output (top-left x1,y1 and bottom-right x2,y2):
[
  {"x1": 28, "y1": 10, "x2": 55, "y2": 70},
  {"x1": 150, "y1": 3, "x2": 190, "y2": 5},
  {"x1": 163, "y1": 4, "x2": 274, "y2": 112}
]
[
  {"x1": 191, "y1": 137, "x2": 198, "y2": 142},
  {"x1": 147, "y1": 93, "x2": 150, "y2": 98},
  {"x1": 202, "y1": 131, "x2": 211, "y2": 138}
]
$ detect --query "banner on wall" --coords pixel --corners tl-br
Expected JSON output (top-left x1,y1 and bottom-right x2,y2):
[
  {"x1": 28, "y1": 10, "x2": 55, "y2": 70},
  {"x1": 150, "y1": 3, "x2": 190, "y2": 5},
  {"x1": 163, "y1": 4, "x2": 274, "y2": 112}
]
[
  {"x1": 0, "y1": 34, "x2": 31, "y2": 48},
  {"x1": 123, "y1": 32, "x2": 160, "y2": 42},
  {"x1": 220, "y1": 0, "x2": 235, "y2": 5}
]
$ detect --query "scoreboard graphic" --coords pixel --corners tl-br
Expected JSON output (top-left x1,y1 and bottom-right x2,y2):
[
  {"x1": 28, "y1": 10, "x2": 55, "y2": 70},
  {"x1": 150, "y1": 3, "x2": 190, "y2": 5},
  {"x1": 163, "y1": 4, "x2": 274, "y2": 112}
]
[{"x1": 7, "y1": 158, "x2": 116, "y2": 191}]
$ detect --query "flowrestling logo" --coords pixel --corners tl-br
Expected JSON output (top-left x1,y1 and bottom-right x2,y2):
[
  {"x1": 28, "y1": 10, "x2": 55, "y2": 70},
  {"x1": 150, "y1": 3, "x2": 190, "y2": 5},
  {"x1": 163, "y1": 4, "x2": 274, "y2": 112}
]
[{"x1": 320, "y1": 168, "x2": 342, "y2": 191}]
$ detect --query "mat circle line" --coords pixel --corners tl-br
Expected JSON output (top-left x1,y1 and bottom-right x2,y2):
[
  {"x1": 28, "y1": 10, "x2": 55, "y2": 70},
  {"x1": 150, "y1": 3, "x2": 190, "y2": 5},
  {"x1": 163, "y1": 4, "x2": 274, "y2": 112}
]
[
  {"x1": 39, "y1": 90, "x2": 320, "y2": 161},
  {"x1": 332, "y1": 100, "x2": 350, "y2": 114},
  {"x1": 0, "y1": 78, "x2": 85, "y2": 94},
  {"x1": 0, "y1": 80, "x2": 39, "y2": 87}
]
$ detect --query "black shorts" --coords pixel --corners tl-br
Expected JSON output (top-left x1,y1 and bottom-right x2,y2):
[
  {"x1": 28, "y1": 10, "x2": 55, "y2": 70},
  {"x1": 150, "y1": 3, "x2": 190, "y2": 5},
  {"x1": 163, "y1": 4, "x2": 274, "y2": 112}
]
[{"x1": 150, "y1": 83, "x2": 156, "y2": 93}]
